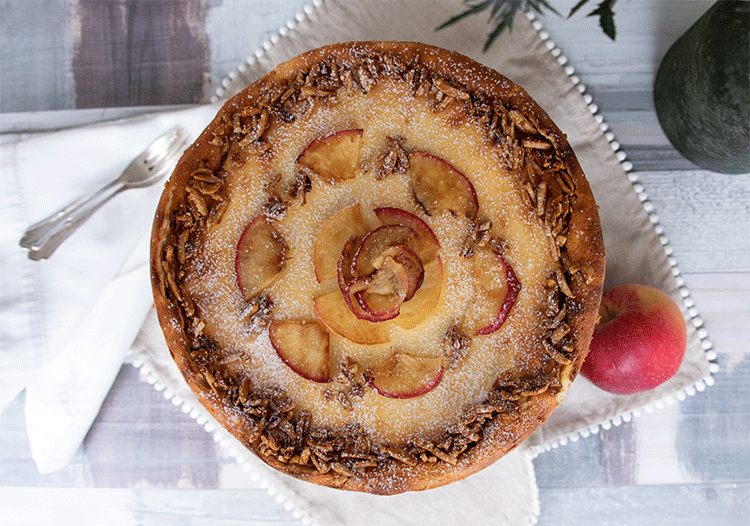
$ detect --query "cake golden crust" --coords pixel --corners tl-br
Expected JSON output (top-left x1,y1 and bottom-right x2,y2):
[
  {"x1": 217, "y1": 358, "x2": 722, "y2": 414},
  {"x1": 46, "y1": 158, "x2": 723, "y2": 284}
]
[{"x1": 150, "y1": 41, "x2": 605, "y2": 494}]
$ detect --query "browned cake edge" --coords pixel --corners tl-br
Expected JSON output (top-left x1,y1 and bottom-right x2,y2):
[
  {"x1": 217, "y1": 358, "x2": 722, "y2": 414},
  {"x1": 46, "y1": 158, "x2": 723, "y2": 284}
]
[{"x1": 150, "y1": 41, "x2": 605, "y2": 495}]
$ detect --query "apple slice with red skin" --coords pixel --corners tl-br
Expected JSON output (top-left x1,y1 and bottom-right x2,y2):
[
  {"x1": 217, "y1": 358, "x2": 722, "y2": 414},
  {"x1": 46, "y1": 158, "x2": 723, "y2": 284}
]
[
  {"x1": 337, "y1": 235, "x2": 362, "y2": 294},
  {"x1": 373, "y1": 207, "x2": 440, "y2": 263},
  {"x1": 342, "y1": 249, "x2": 422, "y2": 322},
  {"x1": 581, "y1": 284, "x2": 687, "y2": 395},
  {"x1": 394, "y1": 257, "x2": 443, "y2": 330},
  {"x1": 473, "y1": 248, "x2": 521, "y2": 335},
  {"x1": 408, "y1": 152, "x2": 479, "y2": 220},
  {"x1": 313, "y1": 289, "x2": 392, "y2": 345},
  {"x1": 296, "y1": 129, "x2": 363, "y2": 184},
  {"x1": 368, "y1": 352, "x2": 443, "y2": 399},
  {"x1": 319, "y1": 205, "x2": 442, "y2": 336},
  {"x1": 345, "y1": 227, "x2": 426, "y2": 322},
  {"x1": 345, "y1": 273, "x2": 404, "y2": 322},
  {"x1": 314, "y1": 203, "x2": 370, "y2": 283},
  {"x1": 374, "y1": 245, "x2": 424, "y2": 301},
  {"x1": 235, "y1": 214, "x2": 289, "y2": 301},
  {"x1": 268, "y1": 320, "x2": 331, "y2": 383},
  {"x1": 351, "y1": 249, "x2": 425, "y2": 321},
  {"x1": 353, "y1": 224, "x2": 419, "y2": 277}
]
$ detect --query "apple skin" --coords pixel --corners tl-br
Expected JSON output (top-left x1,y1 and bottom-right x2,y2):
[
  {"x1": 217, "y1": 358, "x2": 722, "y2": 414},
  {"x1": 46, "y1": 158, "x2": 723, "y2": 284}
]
[
  {"x1": 475, "y1": 251, "x2": 521, "y2": 336},
  {"x1": 580, "y1": 284, "x2": 687, "y2": 395}
]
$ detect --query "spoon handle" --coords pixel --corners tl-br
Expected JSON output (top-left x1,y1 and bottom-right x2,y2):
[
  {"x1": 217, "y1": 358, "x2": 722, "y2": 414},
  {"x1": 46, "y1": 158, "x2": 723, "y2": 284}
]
[{"x1": 20, "y1": 180, "x2": 122, "y2": 260}]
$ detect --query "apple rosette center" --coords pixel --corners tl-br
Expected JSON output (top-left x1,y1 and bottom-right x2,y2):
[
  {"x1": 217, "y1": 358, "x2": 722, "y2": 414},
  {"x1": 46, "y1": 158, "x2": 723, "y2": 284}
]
[
  {"x1": 232, "y1": 129, "x2": 523, "y2": 398},
  {"x1": 312, "y1": 204, "x2": 444, "y2": 345}
]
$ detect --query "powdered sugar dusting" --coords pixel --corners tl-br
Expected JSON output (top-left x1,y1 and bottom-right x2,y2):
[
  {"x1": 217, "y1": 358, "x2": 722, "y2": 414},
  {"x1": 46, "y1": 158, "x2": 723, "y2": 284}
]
[{"x1": 183, "y1": 75, "x2": 561, "y2": 443}]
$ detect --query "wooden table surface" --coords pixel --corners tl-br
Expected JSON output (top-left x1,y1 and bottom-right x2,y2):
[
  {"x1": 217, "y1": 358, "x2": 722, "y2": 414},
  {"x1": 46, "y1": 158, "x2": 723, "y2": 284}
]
[{"x1": 2, "y1": 1, "x2": 748, "y2": 525}]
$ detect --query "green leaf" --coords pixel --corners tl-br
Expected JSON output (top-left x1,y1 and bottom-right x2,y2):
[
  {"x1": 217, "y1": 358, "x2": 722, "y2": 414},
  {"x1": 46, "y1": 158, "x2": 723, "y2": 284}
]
[
  {"x1": 436, "y1": 0, "x2": 494, "y2": 31},
  {"x1": 483, "y1": 5, "x2": 517, "y2": 52},
  {"x1": 490, "y1": 0, "x2": 504, "y2": 19},
  {"x1": 436, "y1": 0, "x2": 619, "y2": 52},
  {"x1": 532, "y1": 0, "x2": 562, "y2": 18},
  {"x1": 568, "y1": 0, "x2": 590, "y2": 18},
  {"x1": 587, "y1": 0, "x2": 617, "y2": 40}
]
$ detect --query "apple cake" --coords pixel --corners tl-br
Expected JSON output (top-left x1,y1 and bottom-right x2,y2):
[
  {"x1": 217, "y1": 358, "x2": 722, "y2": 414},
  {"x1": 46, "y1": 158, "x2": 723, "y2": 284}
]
[{"x1": 150, "y1": 41, "x2": 605, "y2": 494}]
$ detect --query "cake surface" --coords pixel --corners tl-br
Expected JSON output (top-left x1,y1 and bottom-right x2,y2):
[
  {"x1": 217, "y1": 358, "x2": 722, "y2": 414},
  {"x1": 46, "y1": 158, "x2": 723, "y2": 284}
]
[{"x1": 150, "y1": 41, "x2": 605, "y2": 494}]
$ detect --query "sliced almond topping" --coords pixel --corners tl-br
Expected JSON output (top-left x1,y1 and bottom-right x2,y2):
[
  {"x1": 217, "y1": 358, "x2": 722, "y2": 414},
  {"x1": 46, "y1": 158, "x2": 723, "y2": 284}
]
[
  {"x1": 523, "y1": 138, "x2": 552, "y2": 150},
  {"x1": 550, "y1": 323, "x2": 570, "y2": 344},
  {"x1": 556, "y1": 269, "x2": 575, "y2": 298},
  {"x1": 543, "y1": 340, "x2": 572, "y2": 365},
  {"x1": 433, "y1": 78, "x2": 470, "y2": 100},
  {"x1": 185, "y1": 186, "x2": 208, "y2": 216},
  {"x1": 509, "y1": 109, "x2": 538, "y2": 134},
  {"x1": 536, "y1": 181, "x2": 547, "y2": 217}
]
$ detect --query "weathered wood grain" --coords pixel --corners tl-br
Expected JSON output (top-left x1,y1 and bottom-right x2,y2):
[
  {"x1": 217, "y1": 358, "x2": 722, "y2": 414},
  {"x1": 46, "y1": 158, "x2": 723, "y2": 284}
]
[{"x1": 72, "y1": 0, "x2": 209, "y2": 108}]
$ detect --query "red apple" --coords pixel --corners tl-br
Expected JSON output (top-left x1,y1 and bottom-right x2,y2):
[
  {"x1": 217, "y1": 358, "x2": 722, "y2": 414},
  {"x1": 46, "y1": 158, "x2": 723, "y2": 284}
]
[
  {"x1": 235, "y1": 215, "x2": 288, "y2": 301},
  {"x1": 368, "y1": 352, "x2": 443, "y2": 399},
  {"x1": 296, "y1": 129, "x2": 363, "y2": 184},
  {"x1": 269, "y1": 320, "x2": 331, "y2": 383},
  {"x1": 580, "y1": 284, "x2": 687, "y2": 395},
  {"x1": 408, "y1": 152, "x2": 479, "y2": 220}
]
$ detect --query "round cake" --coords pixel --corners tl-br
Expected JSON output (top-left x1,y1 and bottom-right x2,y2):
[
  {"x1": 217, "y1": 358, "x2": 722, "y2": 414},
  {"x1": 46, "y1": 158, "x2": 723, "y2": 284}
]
[{"x1": 150, "y1": 41, "x2": 605, "y2": 494}]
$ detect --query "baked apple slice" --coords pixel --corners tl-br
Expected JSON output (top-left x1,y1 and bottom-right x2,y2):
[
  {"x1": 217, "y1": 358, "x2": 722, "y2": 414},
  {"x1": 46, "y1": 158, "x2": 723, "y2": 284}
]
[
  {"x1": 408, "y1": 152, "x2": 479, "y2": 220},
  {"x1": 472, "y1": 248, "x2": 521, "y2": 335},
  {"x1": 347, "y1": 248, "x2": 424, "y2": 322},
  {"x1": 368, "y1": 352, "x2": 443, "y2": 399},
  {"x1": 337, "y1": 235, "x2": 362, "y2": 295},
  {"x1": 375, "y1": 245, "x2": 424, "y2": 301},
  {"x1": 313, "y1": 290, "x2": 392, "y2": 345},
  {"x1": 269, "y1": 320, "x2": 331, "y2": 383},
  {"x1": 373, "y1": 207, "x2": 440, "y2": 263},
  {"x1": 394, "y1": 257, "x2": 443, "y2": 330},
  {"x1": 314, "y1": 203, "x2": 370, "y2": 283},
  {"x1": 296, "y1": 129, "x2": 363, "y2": 184},
  {"x1": 353, "y1": 224, "x2": 419, "y2": 277},
  {"x1": 235, "y1": 214, "x2": 289, "y2": 301},
  {"x1": 345, "y1": 273, "x2": 405, "y2": 322}
]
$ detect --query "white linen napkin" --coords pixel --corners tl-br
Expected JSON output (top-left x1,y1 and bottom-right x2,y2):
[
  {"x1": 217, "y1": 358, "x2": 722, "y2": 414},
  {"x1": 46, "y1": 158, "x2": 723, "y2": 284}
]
[
  {"x1": 1, "y1": 104, "x2": 219, "y2": 473},
  {"x1": 24, "y1": 232, "x2": 152, "y2": 473}
]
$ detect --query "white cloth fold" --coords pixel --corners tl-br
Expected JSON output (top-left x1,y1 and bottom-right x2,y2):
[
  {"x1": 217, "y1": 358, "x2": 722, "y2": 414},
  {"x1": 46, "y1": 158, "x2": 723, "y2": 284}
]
[
  {"x1": 1, "y1": 104, "x2": 219, "y2": 472},
  {"x1": 24, "y1": 231, "x2": 152, "y2": 474}
]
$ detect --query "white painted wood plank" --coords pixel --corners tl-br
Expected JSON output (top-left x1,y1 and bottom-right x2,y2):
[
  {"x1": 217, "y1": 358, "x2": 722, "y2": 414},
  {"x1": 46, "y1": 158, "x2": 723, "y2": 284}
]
[
  {"x1": 534, "y1": 0, "x2": 716, "y2": 92},
  {"x1": 0, "y1": 487, "x2": 301, "y2": 526},
  {"x1": 536, "y1": 482, "x2": 750, "y2": 526},
  {"x1": 635, "y1": 171, "x2": 750, "y2": 272}
]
